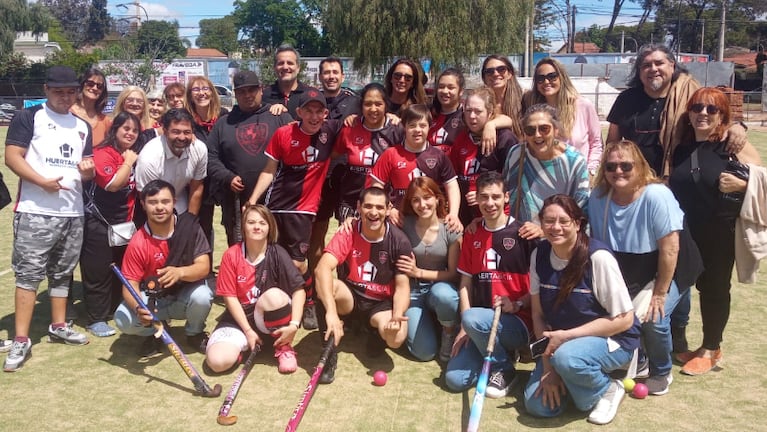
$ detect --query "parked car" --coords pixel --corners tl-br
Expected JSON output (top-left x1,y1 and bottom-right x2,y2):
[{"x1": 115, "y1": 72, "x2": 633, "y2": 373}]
[{"x1": 214, "y1": 85, "x2": 234, "y2": 109}]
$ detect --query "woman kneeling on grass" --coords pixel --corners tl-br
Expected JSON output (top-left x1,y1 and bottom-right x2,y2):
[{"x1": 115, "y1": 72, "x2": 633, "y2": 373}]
[
  {"x1": 204, "y1": 204, "x2": 306, "y2": 374},
  {"x1": 524, "y1": 194, "x2": 640, "y2": 425}
]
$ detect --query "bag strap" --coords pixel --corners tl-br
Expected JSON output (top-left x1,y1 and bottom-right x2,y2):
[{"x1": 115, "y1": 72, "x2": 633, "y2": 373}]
[
  {"x1": 85, "y1": 181, "x2": 110, "y2": 226},
  {"x1": 689, "y1": 146, "x2": 717, "y2": 209},
  {"x1": 513, "y1": 143, "x2": 527, "y2": 219}
]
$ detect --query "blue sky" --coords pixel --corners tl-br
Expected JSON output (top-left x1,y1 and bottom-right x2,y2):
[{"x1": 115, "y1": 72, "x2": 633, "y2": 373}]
[{"x1": 108, "y1": 0, "x2": 656, "y2": 51}]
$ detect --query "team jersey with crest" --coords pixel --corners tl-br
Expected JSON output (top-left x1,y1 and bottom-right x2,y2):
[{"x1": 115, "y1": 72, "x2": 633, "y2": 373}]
[
  {"x1": 216, "y1": 243, "x2": 304, "y2": 306},
  {"x1": 6, "y1": 103, "x2": 93, "y2": 216},
  {"x1": 428, "y1": 108, "x2": 464, "y2": 155},
  {"x1": 458, "y1": 217, "x2": 535, "y2": 327},
  {"x1": 264, "y1": 120, "x2": 341, "y2": 214},
  {"x1": 451, "y1": 128, "x2": 517, "y2": 197},
  {"x1": 333, "y1": 119, "x2": 404, "y2": 210},
  {"x1": 324, "y1": 221, "x2": 412, "y2": 301},
  {"x1": 370, "y1": 145, "x2": 457, "y2": 210}
]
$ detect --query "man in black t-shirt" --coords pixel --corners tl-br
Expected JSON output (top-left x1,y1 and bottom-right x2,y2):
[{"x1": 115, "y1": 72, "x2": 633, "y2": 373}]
[{"x1": 261, "y1": 44, "x2": 311, "y2": 120}]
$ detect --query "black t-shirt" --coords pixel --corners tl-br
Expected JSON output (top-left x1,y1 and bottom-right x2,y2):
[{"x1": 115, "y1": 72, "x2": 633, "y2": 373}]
[
  {"x1": 324, "y1": 89, "x2": 361, "y2": 120},
  {"x1": 607, "y1": 86, "x2": 666, "y2": 173},
  {"x1": 262, "y1": 81, "x2": 312, "y2": 120},
  {"x1": 669, "y1": 139, "x2": 731, "y2": 224}
]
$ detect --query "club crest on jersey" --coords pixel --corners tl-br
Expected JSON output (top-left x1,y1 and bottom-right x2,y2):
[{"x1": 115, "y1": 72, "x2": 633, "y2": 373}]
[
  {"x1": 237, "y1": 123, "x2": 269, "y2": 156},
  {"x1": 424, "y1": 158, "x2": 437, "y2": 169},
  {"x1": 503, "y1": 237, "x2": 515, "y2": 250},
  {"x1": 378, "y1": 251, "x2": 389, "y2": 264},
  {"x1": 104, "y1": 166, "x2": 114, "y2": 175},
  {"x1": 450, "y1": 118, "x2": 460, "y2": 128},
  {"x1": 318, "y1": 132, "x2": 328, "y2": 144}
]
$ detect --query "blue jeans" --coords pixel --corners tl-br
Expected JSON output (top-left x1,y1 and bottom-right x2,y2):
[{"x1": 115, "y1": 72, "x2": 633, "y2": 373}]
[
  {"x1": 444, "y1": 307, "x2": 529, "y2": 392},
  {"x1": 524, "y1": 336, "x2": 633, "y2": 417},
  {"x1": 670, "y1": 285, "x2": 691, "y2": 329},
  {"x1": 405, "y1": 281, "x2": 459, "y2": 361},
  {"x1": 114, "y1": 281, "x2": 213, "y2": 337},
  {"x1": 642, "y1": 280, "x2": 686, "y2": 377}
]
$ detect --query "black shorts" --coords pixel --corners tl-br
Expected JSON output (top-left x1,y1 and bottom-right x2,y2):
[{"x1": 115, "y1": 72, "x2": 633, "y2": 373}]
[
  {"x1": 350, "y1": 288, "x2": 393, "y2": 322},
  {"x1": 273, "y1": 212, "x2": 314, "y2": 261},
  {"x1": 315, "y1": 163, "x2": 346, "y2": 222}
]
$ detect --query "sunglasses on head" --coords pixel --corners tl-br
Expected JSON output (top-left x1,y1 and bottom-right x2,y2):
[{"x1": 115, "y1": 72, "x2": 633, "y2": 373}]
[
  {"x1": 392, "y1": 72, "x2": 414, "y2": 82},
  {"x1": 482, "y1": 65, "x2": 509, "y2": 76},
  {"x1": 604, "y1": 162, "x2": 635, "y2": 173},
  {"x1": 534, "y1": 72, "x2": 559, "y2": 84},
  {"x1": 523, "y1": 124, "x2": 552, "y2": 136},
  {"x1": 689, "y1": 103, "x2": 720, "y2": 114},
  {"x1": 84, "y1": 79, "x2": 104, "y2": 90}
]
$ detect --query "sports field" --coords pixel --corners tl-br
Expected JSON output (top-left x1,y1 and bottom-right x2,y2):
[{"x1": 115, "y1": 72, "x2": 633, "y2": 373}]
[{"x1": 0, "y1": 126, "x2": 766, "y2": 431}]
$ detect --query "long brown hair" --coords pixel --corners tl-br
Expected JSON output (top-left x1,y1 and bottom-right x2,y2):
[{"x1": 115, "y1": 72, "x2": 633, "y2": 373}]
[
  {"x1": 538, "y1": 194, "x2": 588, "y2": 307},
  {"x1": 523, "y1": 58, "x2": 578, "y2": 139},
  {"x1": 400, "y1": 177, "x2": 448, "y2": 219},
  {"x1": 481, "y1": 55, "x2": 523, "y2": 137},
  {"x1": 384, "y1": 58, "x2": 427, "y2": 113}
]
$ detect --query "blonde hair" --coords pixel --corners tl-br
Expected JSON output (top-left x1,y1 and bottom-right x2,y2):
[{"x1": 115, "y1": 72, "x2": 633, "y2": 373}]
[
  {"x1": 523, "y1": 58, "x2": 579, "y2": 139},
  {"x1": 114, "y1": 86, "x2": 152, "y2": 130},
  {"x1": 593, "y1": 140, "x2": 663, "y2": 197}
]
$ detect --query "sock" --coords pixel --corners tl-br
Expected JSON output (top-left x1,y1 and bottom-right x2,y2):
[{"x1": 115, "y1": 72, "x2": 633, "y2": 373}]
[
  {"x1": 303, "y1": 269, "x2": 315, "y2": 305},
  {"x1": 51, "y1": 322, "x2": 66, "y2": 330},
  {"x1": 14, "y1": 336, "x2": 30, "y2": 343}
]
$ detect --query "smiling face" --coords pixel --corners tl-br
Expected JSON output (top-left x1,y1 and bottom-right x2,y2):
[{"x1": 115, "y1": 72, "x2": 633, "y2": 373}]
[
  {"x1": 142, "y1": 187, "x2": 176, "y2": 226},
  {"x1": 297, "y1": 101, "x2": 328, "y2": 135},
  {"x1": 534, "y1": 63, "x2": 560, "y2": 100},
  {"x1": 436, "y1": 74, "x2": 462, "y2": 112},
  {"x1": 476, "y1": 181, "x2": 509, "y2": 224},
  {"x1": 165, "y1": 119, "x2": 194, "y2": 156},
  {"x1": 391, "y1": 63, "x2": 415, "y2": 96},
  {"x1": 147, "y1": 98, "x2": 166, "y2": 121},
  {"x1": 82, "y1": 75, "x2": 105, "y2": 103},
  {"x1": 115, "y1": 118, "x2": 139, "y2": 151},
  {"x1": 122, "y1": 91, "x2": 145, "y2": 116},
  {"x1": 361, "y1": 88, "x2": 386, "y2": 129},
  {"x1": 275, "y1": 50, "x2": 300, "y2": 84},
  {"x1": 482, "y1": 58, "x2": 512, "y2": 91},
  {"x1": 409, "y1": 188, "x2": 438, "y2": 220},
  {"x1": 541, "y1": 203, "x2": 579, "y2": 249},
  {"x1": 358, "y1": 191, "x2": 389, "y2": 234},
  {"x1": 604, "y1": 149, "x2": 639, "y2": 192},
  {"x1": 463, "y1": 94, "x2": 491, "y2": 135},
  {"x1": 523, "y1": 111, "x2": 559, "y2": 160},
  {"x1": 639, "y1": 50, "x2": 675, "y2": 94},
  {"x1": 320, "y1": 61, "x2": 344, "y2": 95},
  {"x1": 189, "y1": 79, "x2": 211, "y2": 109},
  {"x1": 688, "y1": 99, "x2": 722, "y2": 139}
]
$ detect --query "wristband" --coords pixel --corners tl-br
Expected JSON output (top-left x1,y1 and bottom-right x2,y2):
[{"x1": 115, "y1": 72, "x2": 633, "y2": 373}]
[{"x1": 289, "y1": 320, "x2": 301, "y2": 328}]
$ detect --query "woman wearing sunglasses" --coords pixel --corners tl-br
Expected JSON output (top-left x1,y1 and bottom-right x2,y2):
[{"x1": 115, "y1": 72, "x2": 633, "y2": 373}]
[
  {"x1": 481, "y1": 55, "x2": 524, "y2": 137},
  {"x1": 383, "y1": 58, "x2": 427, "y2": 116},
  {"x1": 501, "y1": 104, "x2": 589, "y2": 238},
  {"x1": 71, "y1": 68, "x2": 112, "y2": 146},
  {"x1": 524, "y1": 59, "x2": 602, "y2": 179},
  {"x1": 668, "y1": 87, "x2": 762, "y2": 376},
  {"x1": 589, "y1": 139, "x2": 686, "y2": 397}
]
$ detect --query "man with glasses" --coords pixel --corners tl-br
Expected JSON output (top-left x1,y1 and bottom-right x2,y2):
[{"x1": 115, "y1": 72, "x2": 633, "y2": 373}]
[{"x1": 262, "y1": 44, "x2": 311, "y2": 120}]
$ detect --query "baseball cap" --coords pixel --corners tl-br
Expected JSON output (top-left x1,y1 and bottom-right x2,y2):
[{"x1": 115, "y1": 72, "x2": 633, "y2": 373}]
[
  {"x1": 46, "y1": 66, "x2": 80, "y2": 88},
  {"x1": 299, "y1": 88, "x2": 326, "y2": 108},
  {"x1": 233, "y1": 71, "x2": 261, "y2": 90}
]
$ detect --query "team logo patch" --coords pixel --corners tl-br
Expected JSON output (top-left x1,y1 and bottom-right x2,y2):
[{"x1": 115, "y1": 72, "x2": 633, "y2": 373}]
[
  {"x1": 299, "y1": 242, "x2": 309, "y2": 254},
  {"x1": 59, "y1": 143, "x2": 73, "y2": 158},
  {"x1": 450, "y1": 118, "x2": 460, "y2": 128},
  {"x1": 502, "y1": 238, "x2": 515, "y2": 250},
  {"x1": 378, "y1": 251, "x2": 389, "y2": 264},
  {"x1": 236, "y1": 123, "x2": 269, "y2": 156},
  {"x1": 424, "y1": 158, "x2": 437, "y2": 169},
  {"x1": 237, "y1": 275, "x2": 247, "y2": 283},
  {"x1": 318, "y1": 132, "x2": 328, "y2": 144},
  {"x1": 104, "y1": 166, "x2": 113, "y2": 175}
]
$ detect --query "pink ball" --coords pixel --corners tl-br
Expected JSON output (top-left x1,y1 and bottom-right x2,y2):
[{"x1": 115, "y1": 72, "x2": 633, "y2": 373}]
[
  {"x1": 373, "y1": 370, "x2": 388, "y2": 386},
  {"x1": 632, "y1": 382, "x2": 649, "y2": 399}
]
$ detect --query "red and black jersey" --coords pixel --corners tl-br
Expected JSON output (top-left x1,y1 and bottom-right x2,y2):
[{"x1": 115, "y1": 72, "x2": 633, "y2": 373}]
[
  {"x1": 216, "y1": 243, "x2": 305, "y2": 306},
  {"x1": 370, "y1": 145, "x2": 457, "y2": 210},
  {"x1": 334, "y1": 119, "x2": 404, "y2": 210},
  {"x1": 91, "y1": 145, "x2": 137, "y2": 223},
  {"x1": 264, "y1": 120, "x2": 341, "y2": 214},
  {"x1": 324, "y1": 221, "x2": 412, "y2": 300},
  {"x1": 458, "y1": 217, "x2": 536, "y2": 327},
  {"x1": 451, "y1": 128, "x2": 517, "y2": 198},
  {"x1": 428, "y1": 108, "x2": 464, "y2": 155}
]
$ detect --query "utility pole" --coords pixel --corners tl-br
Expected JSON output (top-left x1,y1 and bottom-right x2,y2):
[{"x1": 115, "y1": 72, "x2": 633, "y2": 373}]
[
  {"x1": 700, "y1": 19, "x2": 705, "y2": 54},
  {"x1": 621, "y1": 31, "x2": 625, "y2": 53},
  {"x1": 717, "y1": 0, "x2": 726, "y2": 61},
  {"x1": 571, "y1": 5, "x2": 577, "y2": 53}
]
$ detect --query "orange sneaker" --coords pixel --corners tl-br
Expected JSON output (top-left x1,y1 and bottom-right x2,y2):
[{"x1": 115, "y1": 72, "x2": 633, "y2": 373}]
[
  {"x1": 675, "y1": 347, "x2": 722, "y2": 365},
  {"x1": 681, "y1": 349, "x2": 722, "y2": 376}
]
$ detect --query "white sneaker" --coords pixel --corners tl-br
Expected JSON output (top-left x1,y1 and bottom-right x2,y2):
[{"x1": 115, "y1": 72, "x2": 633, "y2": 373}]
[
  {"x1": 3, "y1": 340, "x2": 32, "y2": 372},
  {"x1": 588, "y1": 379, "x2": 625, "y2": 425}
]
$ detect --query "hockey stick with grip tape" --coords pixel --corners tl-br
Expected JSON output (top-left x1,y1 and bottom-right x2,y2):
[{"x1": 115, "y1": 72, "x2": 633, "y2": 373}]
[
  {"x1": 466, "y1": 305, "x2": 502, "y2": 432},
  {"x1": 217, "y1": 345, "x2": 261, "y2": 425},
  {"x1": 285, "y1": 335, "x2": 335, "y2": 432}
]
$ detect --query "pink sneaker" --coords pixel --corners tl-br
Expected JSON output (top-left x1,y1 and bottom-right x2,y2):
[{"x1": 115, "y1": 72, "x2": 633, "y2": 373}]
[{"x1": 275, "y1": 344, "x2": 297, "y2": 374}]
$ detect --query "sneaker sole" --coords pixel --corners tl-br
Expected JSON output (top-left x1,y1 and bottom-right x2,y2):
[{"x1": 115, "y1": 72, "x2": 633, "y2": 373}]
[
  {"x1": 485, "y1": 374, "x2": 520, "y2": 399},
  {"x1": 3, "y1": 352, "x2": 31, "y2": 372},
  {"x1": 48, "y1": 335, "x2": 90, "y2": 345}
]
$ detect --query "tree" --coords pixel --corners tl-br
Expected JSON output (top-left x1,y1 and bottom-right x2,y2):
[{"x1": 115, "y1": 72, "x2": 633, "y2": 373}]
[
  {"x1": 197, "y1": 16, "x2": 239, "y2": 55},
  {"x1": 323, "y1": 0, "x2": 529, "y2": 73},
  {"x1": 0, "y1": 0, "x2": 51, "y2": 58},
  {"x1": 233, "y1": 0, "x2": 326, "y2": 55},
  {"x1": 40, "y1": 0, "x2": 90, "y2": 47},
  {"x1": 135, "y1": 20, "x2": 185, "y2": 60},
  {"x1": 85, "y1": 0, "x2": 111, "y2": 44}
]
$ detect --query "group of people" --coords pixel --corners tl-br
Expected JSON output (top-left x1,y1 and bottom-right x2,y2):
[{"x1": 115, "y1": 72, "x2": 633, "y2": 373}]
[{"x1": 2, "y1": 42, "x2": 765, "y2": 426}]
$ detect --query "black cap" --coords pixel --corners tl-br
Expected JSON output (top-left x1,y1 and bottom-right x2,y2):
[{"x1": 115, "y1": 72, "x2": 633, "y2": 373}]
[
  {"x1": 299, "y1": 88, "x2": 326, "y2": 108},
  {"x1": 233, "y1": 70, "x2": 261, "y2": 90},
  {"x1": 46, "y1": 66, "x2": 80, "y2": 88}
]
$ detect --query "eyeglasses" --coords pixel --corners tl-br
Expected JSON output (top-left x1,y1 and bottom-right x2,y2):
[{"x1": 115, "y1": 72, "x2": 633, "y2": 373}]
[
  {"x1": 191, "y1": 86, "x2": 211, "y2": 93},
  {"x1": 167, "y1": 93, "x2": 184, "y2": 99},
  {"x1": 604, "y1": 162, "x2": 635, "y2": 172},
  {"x1": 689, "y1": 103, "x2": 720, "y2": 115},
  {"x1": 392, "y1": 72, "x2": 414, "y2": 82},
  {"x1": 83, "y1": 79, "x2": 104, "y2": 90},
  {"x1": 482, "y1": 65, "x2": 509, "y2": 76},
  {"x1": 542, "y1": 218, "x2": 573, "y2": 228},
  {"x1": 523, "y1": 124, "x2": 553, "y2": 136},
  {"x1": 534, "y1": 72, "x2": 559, "y2": 84},
  {"x1": 125, "y1": 97, "x2": 144, "y2": 105}
]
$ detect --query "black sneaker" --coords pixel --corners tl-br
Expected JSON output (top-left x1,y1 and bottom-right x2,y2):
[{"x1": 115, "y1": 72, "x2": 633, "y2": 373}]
[
  {"x1": 302, "y1": 304, "x2": 318, "y2": 330},
  {"x1": 187, "y1": 332, "x2": 209, "y2": 354},
  {"x1": 139, "y1": 336, "x2": 163, "y2": 358},
  {"x1": 485, "y1": 368, "x2": 518, "y2": 399},
  {"x1": 319, "y1": 348, "x2": 337, "y2": 384}
]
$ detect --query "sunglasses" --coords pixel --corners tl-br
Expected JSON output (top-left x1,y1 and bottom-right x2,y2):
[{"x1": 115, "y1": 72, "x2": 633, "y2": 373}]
[
  {"x1": 482, "y1": 65, "x2": 509, "y2": 76},
  {"x1": 534, "y1": 72, "x2": 559, "y2": 84},
  {"x1": 604, "y1": 162, "x2": 635, "y2": 173},
  {"x1": 523, "y1": 124, "x2": 553, "y2": 136},
  {"x1": 689, "y1": 103, "x2": 720, "y2": 114},
  {"x1": 392, "y1": 72, "x2": 414, "y2": 82},
  {"x1": 84, "y1": 79, "x2": 104, "y2": 90}
]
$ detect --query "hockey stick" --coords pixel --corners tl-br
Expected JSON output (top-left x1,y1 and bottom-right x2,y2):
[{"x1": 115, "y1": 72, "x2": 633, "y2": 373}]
[
  {"x1": 110, "y1": 263, "x2": 222, "y2": 398},
  {"x1": 233, "y1": 195, "x2": 242, "y2": 244},
  {"x1": 217, "y1": 345, "x2": 262, "y2": 426},
  {"x1": 285, "y1": 335, "x2": 335, "y2": 432},
  {"x1": 466, "y1": 305, "x2": 502, "y2": 432}
]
